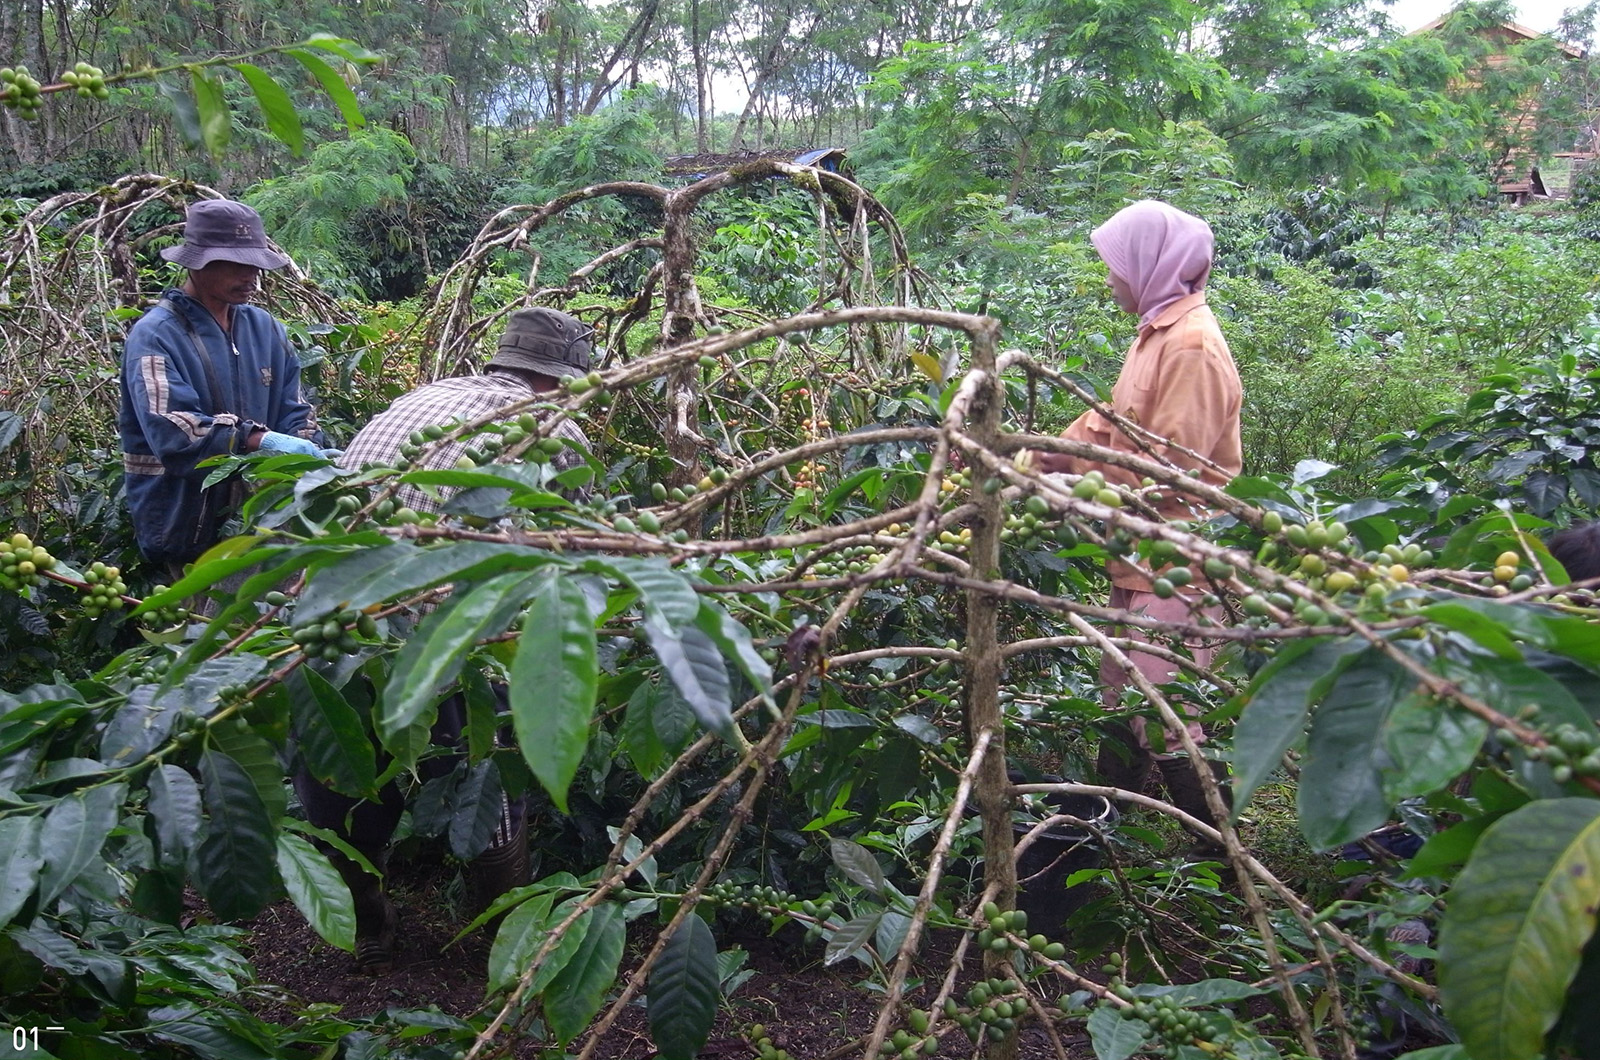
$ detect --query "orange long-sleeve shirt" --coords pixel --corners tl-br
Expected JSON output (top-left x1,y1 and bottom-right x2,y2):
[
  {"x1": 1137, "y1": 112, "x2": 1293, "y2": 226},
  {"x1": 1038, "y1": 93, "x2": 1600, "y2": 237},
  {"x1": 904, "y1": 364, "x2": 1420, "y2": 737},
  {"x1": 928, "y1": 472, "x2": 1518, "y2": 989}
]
[{"x1": 1053, "y1": 292, "x2": 1242, "y2": 590}]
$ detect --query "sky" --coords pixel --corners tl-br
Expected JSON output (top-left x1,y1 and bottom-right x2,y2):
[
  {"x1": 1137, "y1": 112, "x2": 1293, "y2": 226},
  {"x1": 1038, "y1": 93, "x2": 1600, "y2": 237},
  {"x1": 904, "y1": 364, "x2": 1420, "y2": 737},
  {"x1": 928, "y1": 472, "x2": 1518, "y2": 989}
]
[{"x1": 1384, "y1": 0, "x2": 1581, "y2": 31}]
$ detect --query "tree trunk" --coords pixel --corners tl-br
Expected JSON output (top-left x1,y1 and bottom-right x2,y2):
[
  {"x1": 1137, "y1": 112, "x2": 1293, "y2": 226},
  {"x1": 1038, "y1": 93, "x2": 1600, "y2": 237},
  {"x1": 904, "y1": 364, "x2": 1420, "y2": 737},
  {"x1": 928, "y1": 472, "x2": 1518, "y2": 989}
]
[
  {"x1": 962, "y1": 318, "x2": 1019, "y2": 1060},
  {"x1": 1004, "y1": 136, "x2": 1031, "y2": 207},
  {"x1": 692, "y1": 0, "x2": 709, "y2": 152},
  {"x1": 7, "y1": 0, "x2": 47, "y2": 164},
  {"x1": 729, "y1": 9, "x2": 820, "y2": 151},
  {"x1": 659, "y1": 186, "x2": 704, "y2": 480},
  {"x1": 580, "y1": 0, "x2": 660, "y2": 115},
  {"x1": 552, "y1": 17, "x2": 570, "y2": 126}
]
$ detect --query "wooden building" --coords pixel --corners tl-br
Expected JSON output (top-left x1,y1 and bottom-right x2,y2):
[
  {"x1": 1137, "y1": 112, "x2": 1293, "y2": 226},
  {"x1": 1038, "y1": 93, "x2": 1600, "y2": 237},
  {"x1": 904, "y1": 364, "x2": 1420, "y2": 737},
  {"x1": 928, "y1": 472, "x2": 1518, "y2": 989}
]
[{"x1": 1412, "y1": 15, "x2": 1593, "y2": 201}]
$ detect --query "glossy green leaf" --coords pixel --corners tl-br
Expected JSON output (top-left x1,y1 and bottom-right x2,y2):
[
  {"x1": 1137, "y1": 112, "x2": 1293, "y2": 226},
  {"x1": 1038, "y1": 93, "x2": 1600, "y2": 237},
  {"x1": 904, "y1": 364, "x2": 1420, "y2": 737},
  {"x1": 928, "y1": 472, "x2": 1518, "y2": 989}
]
[
  {"x1": 828, "y1": 838, "x2": 887, "y2": 896},
  {"x1": 1380, "y1": 689, "x2": 1487, "y2": 802},
  {"x1": 299, "y1": 32, "x2": 382, "y2": 62},
  {"x1": 291, "y1": 542, "x2": 418, "y2": 621},
  {"x1": 155, "y1": 77, "x2": 203, "y2": 149},
  {"x1": 1438, "y1": 799, "x2": 1600, "y2": 1060},
  {"x1": 40, "y1": 784, "x2": 123, "y2": 903},
  {"x1": 9, "y1": 924, "x2": 88, "y2": 974},
  {"x1": 448, "y1": 759, "x2": 503, "y2": 860},
  {"x1": 892, "y1": 714, "x2": 942, "y2": 745},
  {"x1": 648, "y1": 913, "x2": 720, "y2": 1060},
  {"x1": 512, "y1": 574, "x2": 599, "y2": 814},
  {"x1": 1523, "y1": 650, "x2": 1600, "y2": 719},
  {"x1": 1403, "y1": 814, "x2": 1500, "y2": 880},
  {"x1": 206, "y1": 721, "x2": 287, "y2": 823},
  {"x1": 1133, "y1": 978, "x2": 1272, "y2": 1005},
  {"x1": 401, "y1": 464, "x2": 551, "y2": 492},
  {"x1": 1444, "y1": 650, "x2": 1590, "y2": 730},
  {"x1": 603, "y1": 557, "x2": 702, "y2": 625},
  {"x1": 377, "y1": 571, "x2": 544, "y2": 753},
  {"x1": 158, "y1": 655, "x2": 267, "y2": 719},
  {"x1": 1299, "y1": 655, "x2": 1415, "y2": 850},
  {"x1": 194, "y1": 750, "x2": 279, "y2": 921},
  {"x1": 489, "y1": 893, "x2": 590, "y2": 995},
  {"x1": 652, "y1": 680, "x2": 696, "y2": 751},
  {"x1": 1428, "y1": 596, "x2": 1600, "y2": 666},
  {"x1": 875, "y1": 909, "x2": 911, "y2": 960},
  {"x1": 824, "y1": 911, "x2": 882, "y2": 966},
  {"x1": 1421, "y1": 603, "x2": 1522, "y2": 659},
  {"x1": 231, "y1": 62, "x2": 304, "y2": 156},
  {"x1": 132, "y1": 867, "x2": 185, "y2": 925},
  {"x1": 188, "y1": 69, "x2": 231, "y2": 157},
  {"x1": 545, "y1": 901, "x2": 625, "y2": 1044},
  {"x1": 295, "y1": 541, "x2": 547, "y2": 624},
  {"x1": 287, "y1": 49, "x2": 366, "y2": 129},
  {"x1": 338, "y1": 1032, "x2": 383, "y2": 1060},
  {"x1": 387, "y1": 1008, "x2": 473, "y2": 1032},
  {"x1": 462, "y1": 667, "x2": 499, "y2": 762},
  {"x1": 146, "y1": 764, "x2": 203, "y2": 873},
  {"x1": 1231, "y1": 637, "x2": 1371, "y2": 813},
  {"x1": 99, "y1": 686, "x2": 175, "y2": 767},
  {"x1": 0, "y1": 816, "x2": 42, "y2": 927},
  {"x1": 487, "y1": 892, "x2": 552, "y2": 992},
  {"x1": 147, "y1": 1005, "x2": 275, "y2": 1060},
  {"x1": 643, "y1": 617, "x2": 735, "y2": 743},
  {"x1": 693, "y1": 600, "x2": 773, "y2": 704},
  {"x1": 287, "y1": 669, "x2": 376, "y2": 799},
  {"x1": 132, "y1": 545, "x2": 288, "y2": 618},
  {"x1": 621, "y1": 681, "x2": 666, "y2": 777},
  {"x1": 275, "y1": 832, "x2": 355, "y2": 953},
  {"x1": 1088, "y1": 1003, "x2": 1146, "y2": 1060},
  {"x1": 0, "y1": 688, "x2": 88, "y2": 757}
]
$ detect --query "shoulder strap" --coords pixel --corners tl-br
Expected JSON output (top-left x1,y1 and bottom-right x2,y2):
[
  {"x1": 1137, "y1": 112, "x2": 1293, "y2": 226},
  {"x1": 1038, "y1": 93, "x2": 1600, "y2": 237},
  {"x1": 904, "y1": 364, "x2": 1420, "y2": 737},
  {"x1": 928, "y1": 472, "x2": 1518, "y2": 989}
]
[{"x1": 156, "y1": 298, "x2": 225, "y2": 416}]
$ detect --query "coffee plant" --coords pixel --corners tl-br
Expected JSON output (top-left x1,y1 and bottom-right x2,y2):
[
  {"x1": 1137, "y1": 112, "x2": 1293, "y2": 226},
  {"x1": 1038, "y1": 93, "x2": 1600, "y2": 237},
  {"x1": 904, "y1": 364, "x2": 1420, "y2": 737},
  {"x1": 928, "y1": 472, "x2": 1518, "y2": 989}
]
[
  {"x1": 1375, "y1": 349, "x2": 1600, "y2": 519},
  {"x1": 1, "y1": 160, "x2": 1598, "y2": 1060},
  {"x1": 0, "y1": 36, "x2": 374, "y2": 157}
]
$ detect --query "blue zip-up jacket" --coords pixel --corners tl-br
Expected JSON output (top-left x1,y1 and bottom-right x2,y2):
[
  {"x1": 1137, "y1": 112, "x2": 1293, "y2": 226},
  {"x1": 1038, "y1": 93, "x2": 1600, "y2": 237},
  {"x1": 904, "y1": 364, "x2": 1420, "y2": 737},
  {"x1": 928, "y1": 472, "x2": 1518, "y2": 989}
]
[{"x1": 118, "y1": 288, "x2": 322, "y2": 565}]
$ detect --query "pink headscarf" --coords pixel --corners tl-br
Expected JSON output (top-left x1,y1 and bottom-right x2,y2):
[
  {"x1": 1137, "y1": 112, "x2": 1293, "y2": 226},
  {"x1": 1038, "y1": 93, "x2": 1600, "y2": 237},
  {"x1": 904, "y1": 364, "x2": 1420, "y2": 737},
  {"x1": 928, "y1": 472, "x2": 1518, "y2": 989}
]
[{"x1": 1090, "y1": 200, "x2": 1214, "y2": 327}]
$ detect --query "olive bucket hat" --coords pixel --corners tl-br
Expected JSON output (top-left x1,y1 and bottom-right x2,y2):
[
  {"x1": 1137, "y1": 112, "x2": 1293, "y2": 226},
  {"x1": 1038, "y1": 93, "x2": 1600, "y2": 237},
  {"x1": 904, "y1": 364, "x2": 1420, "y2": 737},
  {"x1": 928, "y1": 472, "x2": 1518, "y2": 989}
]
[
  {"x1": 487, "y1": 307, "x2": 595, "y2": 378},
  {"x1": 160, "y1": 199, "x2": 291, "y2": 271}
]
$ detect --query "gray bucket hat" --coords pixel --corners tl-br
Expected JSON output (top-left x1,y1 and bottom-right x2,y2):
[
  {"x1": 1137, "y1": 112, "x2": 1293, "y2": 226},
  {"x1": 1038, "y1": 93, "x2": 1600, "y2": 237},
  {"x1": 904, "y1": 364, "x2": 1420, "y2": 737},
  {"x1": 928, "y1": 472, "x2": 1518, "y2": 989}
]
[
  {"x1": 487, "y1": 307, "x2": 595, "y2": 378},
  {"x1": 160, "y1": 199, "x2": 291, "y2": 271}
]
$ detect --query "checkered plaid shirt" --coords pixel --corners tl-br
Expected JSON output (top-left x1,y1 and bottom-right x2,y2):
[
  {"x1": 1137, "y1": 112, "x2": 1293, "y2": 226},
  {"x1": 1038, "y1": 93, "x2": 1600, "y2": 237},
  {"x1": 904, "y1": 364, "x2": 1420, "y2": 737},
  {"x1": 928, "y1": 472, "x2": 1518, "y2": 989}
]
[{"x1": 340, "y1": 370, "x2": 592, "y2": 514}]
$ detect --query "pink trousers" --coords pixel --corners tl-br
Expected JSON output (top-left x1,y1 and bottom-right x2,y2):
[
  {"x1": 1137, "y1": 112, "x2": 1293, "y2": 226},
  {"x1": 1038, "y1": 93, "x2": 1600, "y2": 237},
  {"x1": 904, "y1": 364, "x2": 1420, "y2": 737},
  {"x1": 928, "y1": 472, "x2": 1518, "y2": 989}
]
[{"x1": 1100, "y1": 586, "x2": 1222, "y2": 757}]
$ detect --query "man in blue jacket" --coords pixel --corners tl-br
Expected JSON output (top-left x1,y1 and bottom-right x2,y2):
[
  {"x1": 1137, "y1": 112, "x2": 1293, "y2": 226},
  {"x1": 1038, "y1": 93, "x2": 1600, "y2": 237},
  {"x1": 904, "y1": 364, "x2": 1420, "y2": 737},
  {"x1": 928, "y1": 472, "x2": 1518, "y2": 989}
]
[{"x1": 118, "y1": 199, "x2": 326, "y2": 570}]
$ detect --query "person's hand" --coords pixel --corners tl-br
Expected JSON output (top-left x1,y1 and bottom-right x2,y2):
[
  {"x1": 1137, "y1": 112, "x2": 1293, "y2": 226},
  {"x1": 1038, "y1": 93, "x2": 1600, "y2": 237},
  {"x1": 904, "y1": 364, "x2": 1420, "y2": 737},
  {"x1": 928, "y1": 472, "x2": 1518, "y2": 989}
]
[
  {"x1": 256, "y1": 431, "x2": 322, "y2": 457},
  {"x1": 319, "y1": 447, "x2": 344, "y2": 460},
  {"x1": 1029, "y1": 448, "x2": 1075, "y2": 475}
]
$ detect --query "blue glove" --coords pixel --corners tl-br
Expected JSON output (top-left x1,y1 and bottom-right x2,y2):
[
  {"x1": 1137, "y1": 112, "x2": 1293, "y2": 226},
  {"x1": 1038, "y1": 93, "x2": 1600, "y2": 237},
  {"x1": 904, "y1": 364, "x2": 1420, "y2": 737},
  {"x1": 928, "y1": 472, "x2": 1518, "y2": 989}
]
[
  {"x1": 320, "y1": 447, "x2": 345, "y2": 460},
  {"x1": 257, "y1": 431, "x2": 322, "y2": 457}
]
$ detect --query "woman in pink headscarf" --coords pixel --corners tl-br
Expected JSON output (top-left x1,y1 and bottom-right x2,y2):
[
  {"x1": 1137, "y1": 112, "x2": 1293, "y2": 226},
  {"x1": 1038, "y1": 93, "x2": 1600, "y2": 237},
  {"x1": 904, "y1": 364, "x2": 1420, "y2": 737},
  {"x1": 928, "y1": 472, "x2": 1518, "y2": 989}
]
[{"x1": 1036, "y1": 200, "x2": 1242, "y2": 853}]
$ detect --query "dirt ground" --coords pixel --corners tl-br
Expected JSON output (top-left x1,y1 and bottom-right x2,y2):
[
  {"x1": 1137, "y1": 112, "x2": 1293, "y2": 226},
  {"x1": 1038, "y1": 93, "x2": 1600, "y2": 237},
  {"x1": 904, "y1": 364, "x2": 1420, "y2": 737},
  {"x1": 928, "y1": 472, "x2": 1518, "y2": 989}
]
[{"x1": 243, "y1": 853, "x2": 1100, "y2": 1059}]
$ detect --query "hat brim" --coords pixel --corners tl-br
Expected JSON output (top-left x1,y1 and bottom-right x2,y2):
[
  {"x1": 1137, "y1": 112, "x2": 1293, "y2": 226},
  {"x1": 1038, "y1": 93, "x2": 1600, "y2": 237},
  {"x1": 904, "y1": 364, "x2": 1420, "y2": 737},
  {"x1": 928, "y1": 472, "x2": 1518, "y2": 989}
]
[
  {"x1": 161, "y1": 244, "x2": 291, "y2": 271},
  {"x1": 488, "y1": 350, "x2": 592, "y2": 379}
]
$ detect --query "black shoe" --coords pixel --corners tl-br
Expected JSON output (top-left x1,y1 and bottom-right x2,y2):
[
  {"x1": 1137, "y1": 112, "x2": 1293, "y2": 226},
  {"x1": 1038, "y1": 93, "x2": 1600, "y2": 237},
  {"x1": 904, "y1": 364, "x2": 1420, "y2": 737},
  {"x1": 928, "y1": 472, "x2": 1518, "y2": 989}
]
[
  {"x1": 332, "y1": 847, "x2": 398, "y2": 974},
  {"x1": 354, "y1": 893, "x2": 400, "y2": 974}
]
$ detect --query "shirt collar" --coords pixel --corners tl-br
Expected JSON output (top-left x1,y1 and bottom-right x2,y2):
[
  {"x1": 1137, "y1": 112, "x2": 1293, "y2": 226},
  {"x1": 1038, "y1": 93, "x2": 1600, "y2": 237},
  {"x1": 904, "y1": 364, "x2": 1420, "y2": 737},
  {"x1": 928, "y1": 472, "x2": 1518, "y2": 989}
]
[
  {"x1": 483, "y1": 367, "x2": 544, "y2": 393},
  {"x1": 1139, "y1": 291, "x2": 1207, "y2": 337}
]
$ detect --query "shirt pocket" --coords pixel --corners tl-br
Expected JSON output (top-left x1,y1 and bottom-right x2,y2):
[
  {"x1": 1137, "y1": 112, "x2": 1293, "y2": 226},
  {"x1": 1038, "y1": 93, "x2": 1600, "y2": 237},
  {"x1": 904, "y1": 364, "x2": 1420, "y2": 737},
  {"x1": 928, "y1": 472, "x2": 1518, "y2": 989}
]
[{"x1": 1112, "y1": 344, "x2": 1161, "y2": 423}]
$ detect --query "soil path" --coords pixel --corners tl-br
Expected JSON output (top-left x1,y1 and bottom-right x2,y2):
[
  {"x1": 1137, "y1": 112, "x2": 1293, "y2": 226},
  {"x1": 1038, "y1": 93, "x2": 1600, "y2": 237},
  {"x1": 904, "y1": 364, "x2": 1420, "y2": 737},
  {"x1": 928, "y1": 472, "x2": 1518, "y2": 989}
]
[{"x1": 244, "y1": 856, "x2": 1098, "y2": 1058}]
